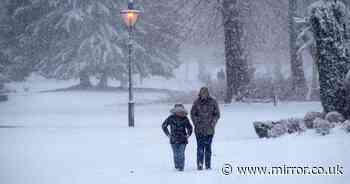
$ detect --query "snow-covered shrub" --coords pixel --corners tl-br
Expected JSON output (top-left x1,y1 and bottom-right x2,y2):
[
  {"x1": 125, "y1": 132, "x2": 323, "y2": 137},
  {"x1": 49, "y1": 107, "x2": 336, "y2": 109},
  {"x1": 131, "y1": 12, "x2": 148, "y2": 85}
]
[
  {"x1": 325, "y1": 111, "x2": 345, "y2": 124},
  {"x1": 283, "y1": 118, "x2": 306, "y2": 133},
  {"x1": 314, "y1": 118, "x2": 331, "y2": 136},
  {"x1": 254, "y1": 118, "x2": 306, "y2": 138},
  {"x1": 253, "y1": 121, "x2": 273, "y2": 138},
  {"x1": 343, "y1": 120, "x2": 350, "y2": 133},
  {"x1": 304, "y1": 111, "x2": 324, "y2": 129},
  {"x1": 268, "y1": 123, "x2": 287, "y2": 138}
]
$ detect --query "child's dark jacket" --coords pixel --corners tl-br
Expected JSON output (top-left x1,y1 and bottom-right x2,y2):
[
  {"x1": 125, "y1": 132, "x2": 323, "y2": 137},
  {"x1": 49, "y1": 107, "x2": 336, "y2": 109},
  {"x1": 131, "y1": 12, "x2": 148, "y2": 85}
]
[{"x1": 162, "y1": 115, "x2": 193, "y2": 144}]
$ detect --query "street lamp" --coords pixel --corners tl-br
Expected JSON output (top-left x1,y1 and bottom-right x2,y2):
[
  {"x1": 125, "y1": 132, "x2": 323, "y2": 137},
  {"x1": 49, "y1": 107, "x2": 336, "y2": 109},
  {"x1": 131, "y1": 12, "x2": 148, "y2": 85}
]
[{"x1": 121, "y1": 0, "x2": 140, "y2": 127}]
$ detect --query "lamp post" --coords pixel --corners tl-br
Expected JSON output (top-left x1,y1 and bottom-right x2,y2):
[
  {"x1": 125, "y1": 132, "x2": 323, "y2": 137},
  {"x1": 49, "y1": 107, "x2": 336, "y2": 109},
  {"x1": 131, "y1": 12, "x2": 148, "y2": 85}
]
[{"x1": 121, "y1": 0, "x2": 140, "y2": 127}]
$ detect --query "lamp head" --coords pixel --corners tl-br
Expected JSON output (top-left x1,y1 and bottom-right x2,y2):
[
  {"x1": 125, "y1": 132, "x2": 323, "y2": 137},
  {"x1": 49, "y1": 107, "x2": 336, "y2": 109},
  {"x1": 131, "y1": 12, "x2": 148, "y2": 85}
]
[
  {"x1": 121, "y1": 0, "x2": 140, "y2": 27},
  {"x1": 121, "y1": 9, "x2": 140, "y2": 27}
]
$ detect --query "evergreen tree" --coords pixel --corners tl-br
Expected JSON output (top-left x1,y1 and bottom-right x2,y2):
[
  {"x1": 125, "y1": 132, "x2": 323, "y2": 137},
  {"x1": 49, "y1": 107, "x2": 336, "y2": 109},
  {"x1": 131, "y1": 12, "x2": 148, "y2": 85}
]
[
  {"x1": 17, "y1": 0, "x2": 182, "y2": 88},
  {"x1": 0, "y1": 1, "x2": 8, "y2": 85},
  {"x1": 0, "y1": 0, "x2": 33, "y2": 84},
  {"x1": 309, "y1": 0, "x2": 350, "y2": 116}
]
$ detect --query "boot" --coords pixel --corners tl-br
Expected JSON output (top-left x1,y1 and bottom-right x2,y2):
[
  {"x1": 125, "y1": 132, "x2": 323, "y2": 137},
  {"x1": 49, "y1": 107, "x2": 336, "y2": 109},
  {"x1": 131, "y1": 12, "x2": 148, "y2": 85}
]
[{"x1": 197, "y1": 163, "x2": 203, "y2": 170}]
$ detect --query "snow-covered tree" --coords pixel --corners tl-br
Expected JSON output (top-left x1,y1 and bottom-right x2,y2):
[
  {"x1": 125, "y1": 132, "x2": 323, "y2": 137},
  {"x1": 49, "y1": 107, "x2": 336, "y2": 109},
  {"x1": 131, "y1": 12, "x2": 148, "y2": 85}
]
[
  {"x1": 0, "y1": 0, "x2": 33, "y2": 85},
  {"x1": 16, "y1": 0, "x2": 182, "y2": 88},
  {"x1": 0, "y1": 1, "x2": 8, "y2": 85},
  {"x1": 289, "y1": 0, "x2": 308, "y2": 100},
  {"x1": 136, "y1": 0, "x2": 183, "y2": 80},
  {"x1": 296, "y1": 13, "x2": 322, "y2": 101},
  {"x1": 222, "y1": 0, "x2": 250, "y2": 103},
  {"x1": 309, "y1": 0, "x2": 350, "y2": 116}
]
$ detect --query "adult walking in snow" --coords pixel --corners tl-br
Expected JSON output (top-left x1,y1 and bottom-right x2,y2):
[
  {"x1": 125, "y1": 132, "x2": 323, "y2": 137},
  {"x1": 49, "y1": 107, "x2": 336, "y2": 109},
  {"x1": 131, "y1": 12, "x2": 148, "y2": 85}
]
[
  {"x1": 191, "y1": 87, "x2": 220, "y2": 170},
  {"x1": 162, "y1": 104, "x2": 193, "y2": 171}
]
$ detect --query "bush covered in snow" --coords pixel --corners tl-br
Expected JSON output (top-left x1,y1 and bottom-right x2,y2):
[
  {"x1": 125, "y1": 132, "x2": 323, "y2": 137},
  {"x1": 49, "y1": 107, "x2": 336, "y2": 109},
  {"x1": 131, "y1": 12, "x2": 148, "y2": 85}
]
[
  {"x1": 343, "y1": 120, "x2": 350, "y2": 133},
  {"x1": 254, "y1": 118, "x2": 306, "y2": 138},
  {"x1": 325, "y1": 111, "x2": 345, "y2": 124},
  {"x1": 283, "y1": 118, "x2": 306, "y2": 133},
  {"x1": 304, "y1": 111, "x2": 324, "y2": 129},
  {"x1": 253, "y1": 113, "x2": 350, "y2": 138},
  {"x1": 314, "y1": 118, "x2": 331, "y2": 136},
  {"x1": 253, "y1": 110, "x2": 350, "y2": 138},
  {"x1": 268, "y1": 123, "x2": 287, "y2": 138},
  {"x1": 253, "y1": 121, "x2": 273, "y2": 138}
]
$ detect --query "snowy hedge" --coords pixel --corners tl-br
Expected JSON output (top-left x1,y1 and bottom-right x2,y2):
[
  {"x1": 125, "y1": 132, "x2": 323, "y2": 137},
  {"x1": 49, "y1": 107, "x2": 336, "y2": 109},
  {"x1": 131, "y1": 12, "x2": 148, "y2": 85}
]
[
  {"x1": 253, "y1": 118, "x2": 306, "y2": 138},
  {"x1": 304, "y1": 111, "x2": 325, "y2": 129},
  {"x1": 253, "y1": 111, "x2": 349, "y2": 138},
  {"x1": 343, "y1": 120, "x2": 350, "y2": 133}
]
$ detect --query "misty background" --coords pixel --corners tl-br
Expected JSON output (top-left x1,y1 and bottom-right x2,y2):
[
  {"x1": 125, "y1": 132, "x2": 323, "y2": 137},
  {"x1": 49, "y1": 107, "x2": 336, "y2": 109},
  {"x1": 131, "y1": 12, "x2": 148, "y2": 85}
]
[{"x1": 0, "y1": 0, "x2": 350, "y2": 102}]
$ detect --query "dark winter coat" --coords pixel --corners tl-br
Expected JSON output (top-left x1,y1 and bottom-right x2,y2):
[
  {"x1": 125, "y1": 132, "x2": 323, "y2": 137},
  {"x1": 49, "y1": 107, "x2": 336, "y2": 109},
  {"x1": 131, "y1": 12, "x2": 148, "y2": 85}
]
[
  {"x1": 191, "y1": 97, "x2": 220, "y2": 136},
  {"x1": 162, "y1": 115, "x2": 193, "y2": 144}
]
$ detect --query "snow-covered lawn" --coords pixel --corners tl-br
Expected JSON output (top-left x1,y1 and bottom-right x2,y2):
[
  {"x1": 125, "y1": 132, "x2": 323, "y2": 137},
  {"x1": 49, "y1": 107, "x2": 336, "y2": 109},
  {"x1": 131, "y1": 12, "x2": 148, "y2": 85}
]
[{"x1": 0, "y1": 91, "x2": 349, "y2": 184}]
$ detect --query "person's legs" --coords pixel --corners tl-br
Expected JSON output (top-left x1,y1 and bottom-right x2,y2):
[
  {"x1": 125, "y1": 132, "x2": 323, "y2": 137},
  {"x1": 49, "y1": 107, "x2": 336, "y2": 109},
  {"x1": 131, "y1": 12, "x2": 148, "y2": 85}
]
[
  {"x1": 204, "y1": 135, "x2": 214, "y2": 169},
  {"x1": 172, "y1": 144, "x2": 186, "y2": 171},
  {"x1": 171, "y1": 144, "x2": 180, "y2": 169},
  {"x1": 178, "y1": 144, "x2": 186, "y2": 171},
  {"x1": 196, "y1": 135, "x2": 205, "y2": 170}
]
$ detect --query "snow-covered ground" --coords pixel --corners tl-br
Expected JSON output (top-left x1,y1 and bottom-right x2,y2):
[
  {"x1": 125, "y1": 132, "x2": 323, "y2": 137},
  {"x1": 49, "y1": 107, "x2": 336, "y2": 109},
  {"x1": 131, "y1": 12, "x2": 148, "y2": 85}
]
[{"x1": 0, "y1": 88, "x2": 349, "y2": 184}]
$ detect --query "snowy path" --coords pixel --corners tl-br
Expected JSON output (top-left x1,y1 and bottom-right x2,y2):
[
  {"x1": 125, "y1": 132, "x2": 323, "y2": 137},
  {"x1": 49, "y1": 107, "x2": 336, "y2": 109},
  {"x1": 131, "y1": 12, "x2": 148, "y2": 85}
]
[{"x1": 0, "y1": 92, "x2": 349, "y2": 184}]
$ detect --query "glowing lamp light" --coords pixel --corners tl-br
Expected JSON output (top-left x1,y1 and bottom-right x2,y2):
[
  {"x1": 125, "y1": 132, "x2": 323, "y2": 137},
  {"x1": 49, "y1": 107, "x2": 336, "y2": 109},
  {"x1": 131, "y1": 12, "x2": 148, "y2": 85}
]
[{"x1": 121, "y1": 9, "x2": 140, "y2": 27}]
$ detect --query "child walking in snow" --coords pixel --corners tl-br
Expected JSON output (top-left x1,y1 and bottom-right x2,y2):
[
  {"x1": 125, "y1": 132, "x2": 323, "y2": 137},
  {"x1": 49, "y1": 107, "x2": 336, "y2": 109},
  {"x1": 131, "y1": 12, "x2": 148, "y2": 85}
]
[{"x1": 162, "y1": 104, "x2": 193, "y2": 171}]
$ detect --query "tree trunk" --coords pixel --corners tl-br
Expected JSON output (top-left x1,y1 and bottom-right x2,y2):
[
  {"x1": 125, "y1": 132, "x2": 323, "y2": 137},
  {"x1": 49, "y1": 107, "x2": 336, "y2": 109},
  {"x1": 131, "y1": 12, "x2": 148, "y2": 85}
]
[
  {"x1": 97, "y1": 72, "x2": 108, "y2": 89},
  {"x1": 78, "y1": 70, "x2": 92, "y2": 89},
  {"x1": 222, "y1": 0, "x2": 249, "y2": 103},
  {"x1": 309, "y1": 1, "x2": 350, "y2": 116},
  {"x1": 309, "y1": 46, "x2": 320, "y2": 101},
  {"x1": 289, "y1": 0, "x2": 307, "y2": 100}
]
